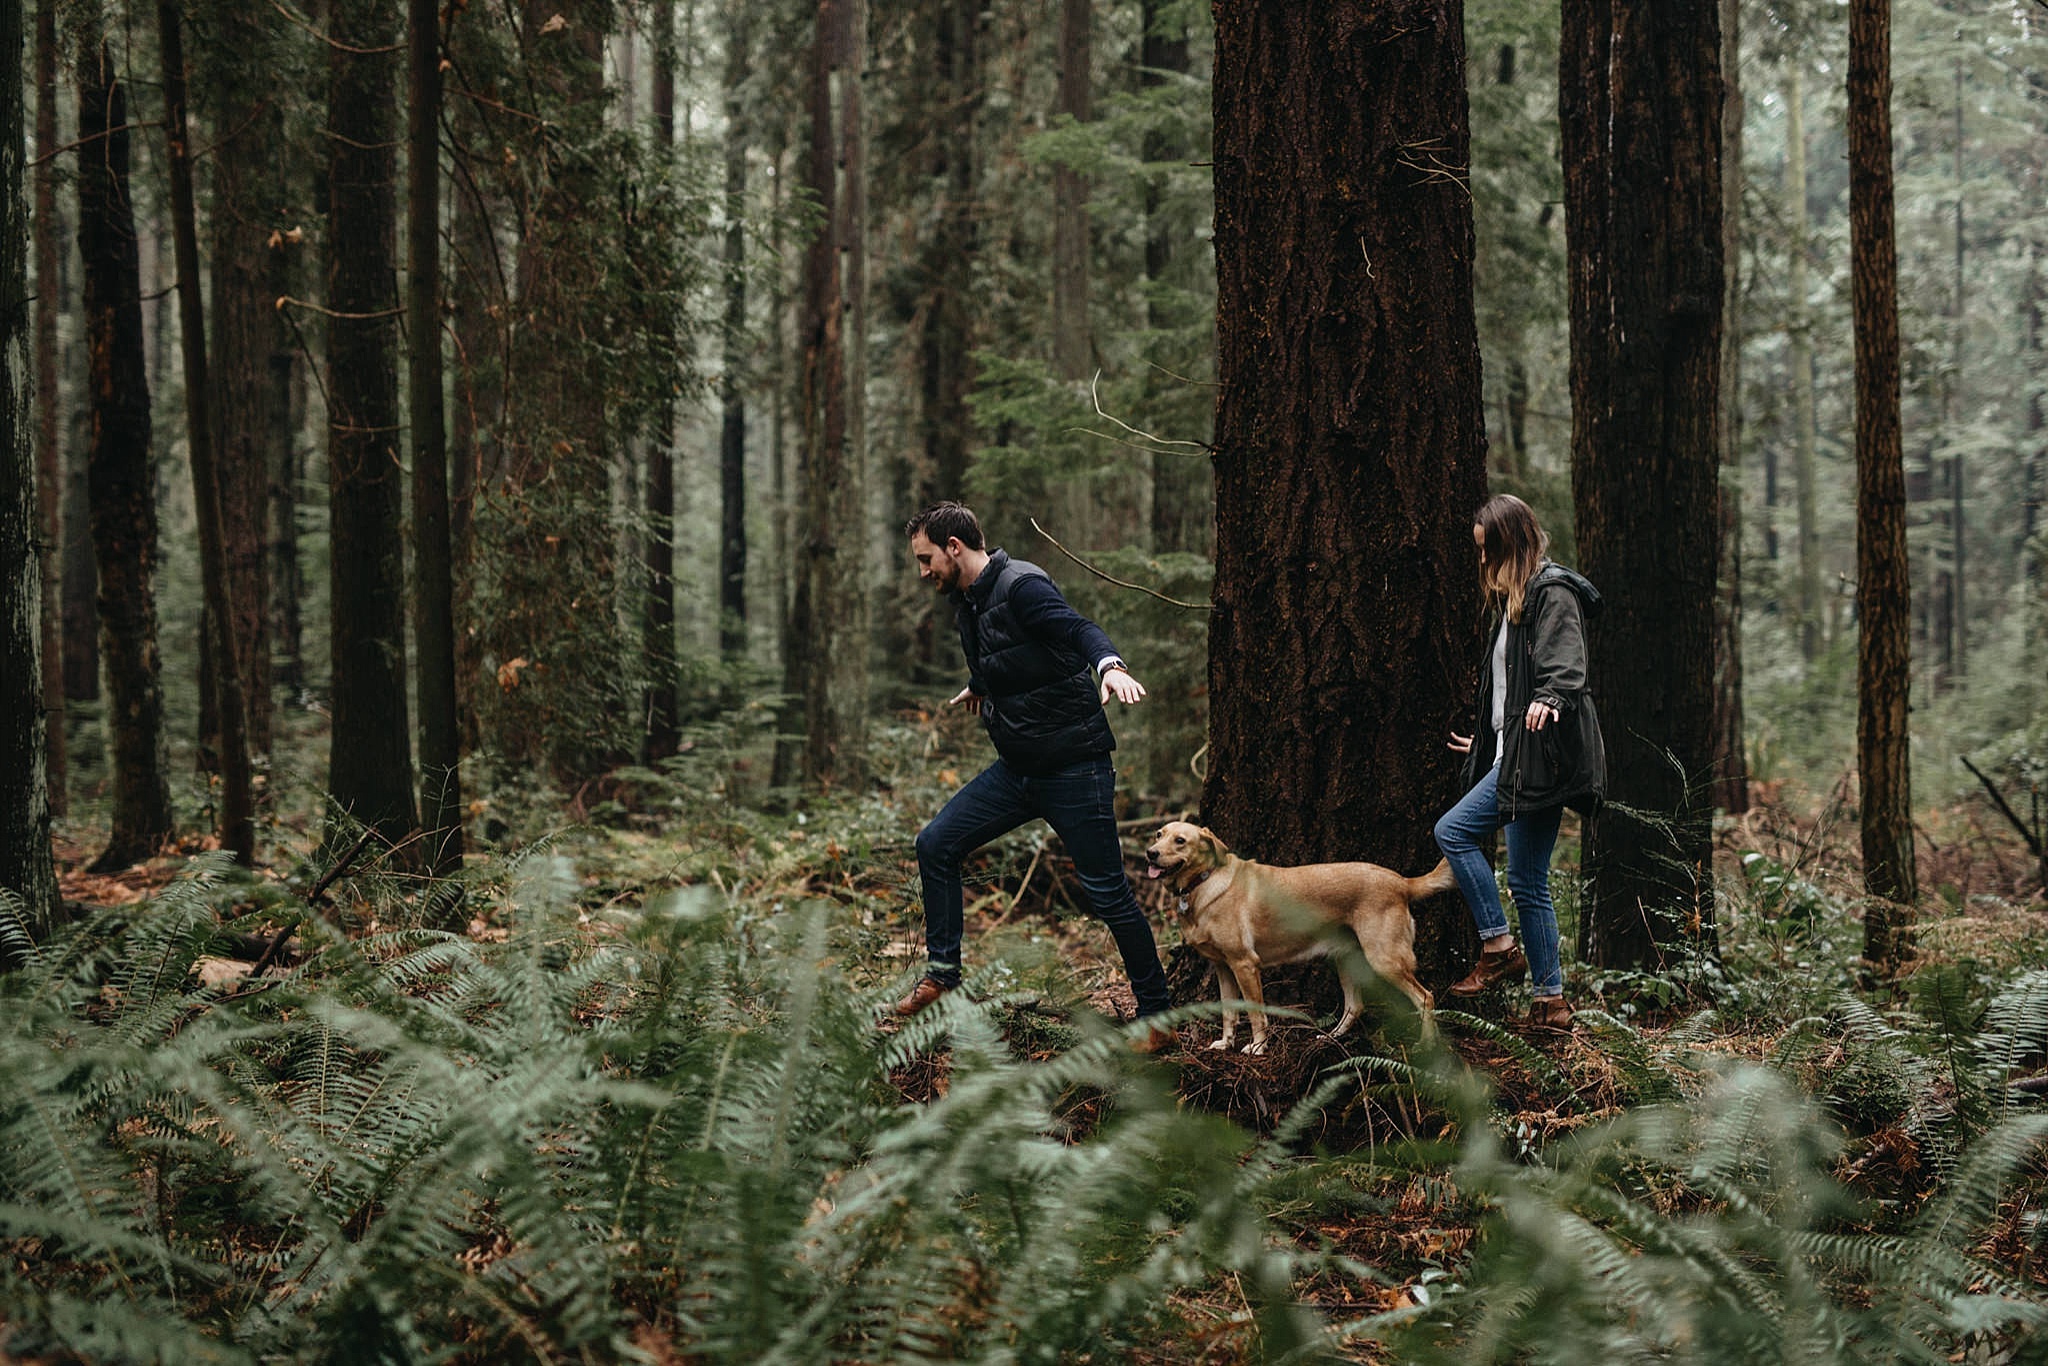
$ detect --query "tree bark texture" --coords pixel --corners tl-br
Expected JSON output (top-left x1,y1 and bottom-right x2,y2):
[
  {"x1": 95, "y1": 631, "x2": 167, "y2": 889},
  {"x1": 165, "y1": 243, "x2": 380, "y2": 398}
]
[
  {"x1": 1562, "y1": 0, "x2": 1723, "y2": 969},
  {"x1": 198, "y1": 7, "x2": 279, "y2": 762},
  {"x1": 717, "y1": 4, "x2": 750, "y2": 661},
  {"x1": 1051, "y1": 0, "x2": 1092, "y2": 381},
  {"x1": 1710, "y1": 0, "x2": 1747, "y2": 815},
  {"x1": 1786, "y1": 64, "x2": 1820, "y2": 663},
  {"x1": 1205, "y1": 0, "x2": 1489, "y2": 991},
  {"x1": 411, "y1": 0, "x2": 462, "y2": 877},
  {"x1": 326, "y1": 0, "x2": 417, "y2": 845},
  {"x1": 1849, "y1": 0, "x2": 1916, "y2": 959},
  {"x1": 782, "y1": 0, "x2": 870, "y2": 786},
  {"x1": 1141, "y1": 0, "x2": 1209, "y2": 558},
  {"x1": 76, "y1": 40, "x2": 175, "y2": 874},
  {"x1": 2, "y1": 0, "x2": 59, "y2": 937},
  {"x1": 159, "y1": 0, "x2": 257, "y2": 865},
  {"x1": 642, "y1": 2, "x2": 679, "y2": 761},
  {"x1": 32, "y1": 0, "x2": 64, "y2": 817},
  {"x1": 61, "y1": 408, "x2": 97, "y2": 703},
  {"x1": 268, "y1": 229, "x2": 304, "y2": 695}
]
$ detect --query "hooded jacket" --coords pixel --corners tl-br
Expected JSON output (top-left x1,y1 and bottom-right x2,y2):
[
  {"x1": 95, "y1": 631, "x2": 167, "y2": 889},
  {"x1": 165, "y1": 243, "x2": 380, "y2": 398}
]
[
  {"x1": 952, "y1": 550, "x2": 1117, "y2": 774},
  {"x1": 1462, "y1": 562, "x2": 1607, "y2": 817}
]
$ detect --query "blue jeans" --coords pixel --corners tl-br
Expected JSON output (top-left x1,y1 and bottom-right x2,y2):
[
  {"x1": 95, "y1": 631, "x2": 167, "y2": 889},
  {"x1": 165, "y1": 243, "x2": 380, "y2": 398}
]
[
  {"x1": 1433, "y1": 766, "x2": 1566, "y2": 997},
  {"x1": 915, "y1": 756, "x2": 1172, "y2": 1017}
]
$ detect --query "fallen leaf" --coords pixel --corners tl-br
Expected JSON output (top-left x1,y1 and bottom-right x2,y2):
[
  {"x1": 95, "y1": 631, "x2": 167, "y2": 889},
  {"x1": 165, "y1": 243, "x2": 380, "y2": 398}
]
[
  {"x1": 539, "y1": 13, "x2": 568, "y2": 33},
  {"x1": 196, "y1": 958, "x2": 252, "y2": 990},
  {"x1": 497, "y1": 656, "x2": 531, "y2": 690}
]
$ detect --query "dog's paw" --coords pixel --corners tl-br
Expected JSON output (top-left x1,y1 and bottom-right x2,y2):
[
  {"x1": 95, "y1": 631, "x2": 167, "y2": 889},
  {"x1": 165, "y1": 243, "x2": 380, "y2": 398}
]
[
  {"x1": 1246, "y1": 1039, "x2": 1269, "y2": 1056},
  {"x1": 1206, "y1": 1037, "x2": 1231, "y2": 1052}
]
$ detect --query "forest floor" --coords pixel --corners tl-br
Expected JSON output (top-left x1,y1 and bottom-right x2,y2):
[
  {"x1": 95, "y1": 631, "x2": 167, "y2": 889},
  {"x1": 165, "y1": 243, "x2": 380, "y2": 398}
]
[{"x1": 43, "y1": 701, "x2": 2048, "y2": 1362}]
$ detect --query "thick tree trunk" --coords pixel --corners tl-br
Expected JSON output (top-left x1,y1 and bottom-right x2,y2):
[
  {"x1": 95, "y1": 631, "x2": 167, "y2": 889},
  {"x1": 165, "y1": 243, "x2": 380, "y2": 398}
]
[
  {"x1": 326, "y1": 0, "x2": 417, "y2": 845},
  {"x1": 159, "y1": 0, "x2": 256, "y2": 865},
  {"x1": 717, "y1": 5, "x2": 750, "y2": 661},
  {"x1": 76, "y1": 40, "x2": 174, "y2": 873},
  {"x1": 1051, "y1": 0, "x2": 1091, "y2": 381},
  {"x1": 1786, "y1": 64, "x2": 1820, "y2": 663},
  {"x1": 32, "y1": 0, "x2": 64, "y2": 818},
  {"x1": 779, "y1": 0, "x2": 869, "y2": 786},
  {"x1": 410, "y1": 0, "x2": 461, "y2": 878},
  {"x1": 1947, "y1": 64, "x2": 1965, "y2": 681},
  {"x1": 643, "y1": 3, "x2": 680, "y2": 759},
  {"x1": 1849, "y1": 0, "x2": 1915, "y2": 962},
  {"x1": 1710, "y1": 0, "x2": 1748, "y2": 815},
  {"x1": 1205, "y1": 1, "x2": 1488, "y2": 991},
  {"x1": 3, "y1": 0, "x2": 58, "y2": 936},
  {"x1": 199, "y1": 9, "x2": 278, "y2": 763},
  {"x1": 1141, "y1": 0, "x2": 1208, "y2": 557},
  {"x1": 1563, "y1": 0, "x2": 1723, "y2": 970}
]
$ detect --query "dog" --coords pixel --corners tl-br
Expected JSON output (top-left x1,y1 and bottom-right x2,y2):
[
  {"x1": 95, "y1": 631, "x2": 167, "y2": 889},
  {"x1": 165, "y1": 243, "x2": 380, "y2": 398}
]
[{"x1": 1142, "y1": 821, "x2": 1453, "y2": 1054}]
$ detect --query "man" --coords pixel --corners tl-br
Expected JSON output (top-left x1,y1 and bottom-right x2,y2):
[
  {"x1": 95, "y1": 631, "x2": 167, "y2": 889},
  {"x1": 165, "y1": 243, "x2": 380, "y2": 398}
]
[{"x1": 898, "y1": 502, "x2": 1173, "y2": 1046}]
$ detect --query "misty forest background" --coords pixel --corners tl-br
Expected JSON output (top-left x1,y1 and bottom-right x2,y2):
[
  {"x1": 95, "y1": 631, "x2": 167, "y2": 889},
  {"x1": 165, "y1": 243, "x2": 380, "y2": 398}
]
[{"x1": 2, "y1": 0, "x2": 2048, "y2": 1360}]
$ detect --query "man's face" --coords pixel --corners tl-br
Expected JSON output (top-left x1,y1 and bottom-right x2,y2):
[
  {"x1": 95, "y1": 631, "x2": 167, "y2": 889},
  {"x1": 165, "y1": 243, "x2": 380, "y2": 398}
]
[{"x1": 910, "y1": 531, "x2": 968, "y2": 593}]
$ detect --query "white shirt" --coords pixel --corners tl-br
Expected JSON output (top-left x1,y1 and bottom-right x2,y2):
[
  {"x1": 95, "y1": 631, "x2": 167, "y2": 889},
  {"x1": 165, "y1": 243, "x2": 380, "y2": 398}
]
[{"x1": 1490, "y1": 616, "x2": 1509, "y2": 770}]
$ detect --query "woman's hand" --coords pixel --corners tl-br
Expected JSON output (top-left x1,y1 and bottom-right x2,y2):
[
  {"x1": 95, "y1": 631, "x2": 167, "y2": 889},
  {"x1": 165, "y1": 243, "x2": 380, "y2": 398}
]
[
  {"x1": 1524, "y1": 700, "x2": 1560, "y2": 731},
  {"x1": 948, "y1": 686, "x2": 982, "y2": 708},
  {"x1": 1447, "y1": 731, "x2": 1473, "y2": 754}
]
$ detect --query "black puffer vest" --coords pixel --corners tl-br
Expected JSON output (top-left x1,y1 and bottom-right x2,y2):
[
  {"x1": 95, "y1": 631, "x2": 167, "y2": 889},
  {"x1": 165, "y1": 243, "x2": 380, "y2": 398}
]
[{"x1": 955, "y1": 552, "x2": 1114, "y2": 775}]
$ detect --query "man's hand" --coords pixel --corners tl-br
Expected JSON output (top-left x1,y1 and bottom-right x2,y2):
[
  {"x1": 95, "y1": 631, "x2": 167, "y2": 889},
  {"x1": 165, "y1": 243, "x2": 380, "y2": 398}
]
[
  {"x1": 1524, "y1": 700, "x2": 1560, "y2": 732},
  {"x1": 1100, "y1": 666, "x2": 1146, "y2": 706},
  {"x1": 1447, "y1": 731, "x2": 1474, "y2": 754},
  {"x1": 948, "y1": 686, "x2": 982, "y2": 709}
]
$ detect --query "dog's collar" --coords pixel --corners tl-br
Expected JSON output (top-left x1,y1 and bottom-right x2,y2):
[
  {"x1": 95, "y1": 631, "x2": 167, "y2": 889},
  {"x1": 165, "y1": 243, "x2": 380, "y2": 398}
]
[{"x1": 1174, "y1": 869, "x2": 1211, "y2": 913}]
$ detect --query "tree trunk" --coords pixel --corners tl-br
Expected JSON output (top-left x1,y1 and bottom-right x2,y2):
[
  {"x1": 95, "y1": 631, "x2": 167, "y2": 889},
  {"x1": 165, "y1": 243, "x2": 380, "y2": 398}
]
[
  {"x1": 779, "y1": 0, "x2": 869, "y2": 786},
  {"x1": 2, "y1": 0, "x2": 58, "y2": 938},
  {"x1": 1141, "y1": 0, "x2": 1208, "y2": 557},
  {"x1": 1563, "y1": 0, "x2": 1723, "y2": 970},
  {"x1": 1786, "y1": 63, "x2": 1821, "y2": 663},
  {"x1": 326, "y1": 0, "x2": 417, "y2": 845},
  {"x1": 410, "y1": 0, "x2": 462, "y2": 877},
  {"x1": 268, "y1": 229, "x2": 303, "y2": 696},
  {"x1": 199, "y1": 9, "x2": 278, "y2": 764},
  {"x1": 32, "y1": 0, "x2": 64, "y2": 818},
  {"x1": 1051, "y1": 0, "x2": 1091, "y2": 380},
  {"x1": 158, "y1": 0, "x2": 256, "y2": 865},
  {"x1": 76, "y1": 39, "x2": 175, "y2": 873},
  {"x1": 643, "y1": 2, "x2": 680, "y2": 760},
  {"x1": 1947, "y1": 61, "x2": 1965, "y2": 681},
  {"x1": 1849, "y1": 0, "x2": 1915, "y2": 962},
  {"x1": 1205, "y1": 0, "x2": 1489, "y2": 991},
  {"x1": 1710, "y1": 0, "x2": 1747, "y2": 815},
  {"x1": 61, "y1": 408, "x2": 97, "y2": 704},
  {"x1": 717, "y1": 4, "x2": 751, "y2": 661}
]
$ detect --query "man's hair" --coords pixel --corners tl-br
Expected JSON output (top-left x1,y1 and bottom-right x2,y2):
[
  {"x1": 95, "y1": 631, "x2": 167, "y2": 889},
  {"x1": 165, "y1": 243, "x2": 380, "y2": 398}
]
[{"x1": 904, "y1": 501, "x2": 985, "y2": 550}]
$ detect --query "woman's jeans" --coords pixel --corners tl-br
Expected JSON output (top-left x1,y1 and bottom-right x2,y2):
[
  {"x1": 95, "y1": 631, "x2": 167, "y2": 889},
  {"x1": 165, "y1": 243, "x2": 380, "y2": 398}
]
[
  {"x1": 915, "y1": 756, "x2": 1172, "y2": 1017},
  {"x1": 1433, "y1": 766, "x2": 1566, "y2": 997}
]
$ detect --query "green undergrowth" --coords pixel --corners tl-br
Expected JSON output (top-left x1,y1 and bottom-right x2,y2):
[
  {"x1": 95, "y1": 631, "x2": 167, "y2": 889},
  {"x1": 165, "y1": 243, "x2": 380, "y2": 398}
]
[{"x1": 4, "y1": 805, "x2": 2047, "y2": 1363}]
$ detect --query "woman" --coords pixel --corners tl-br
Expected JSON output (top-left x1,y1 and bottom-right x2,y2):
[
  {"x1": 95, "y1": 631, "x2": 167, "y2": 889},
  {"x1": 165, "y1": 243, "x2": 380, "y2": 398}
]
[{"x1": 1435, "y1": 494, "x2": 1606, "y2": 1030}]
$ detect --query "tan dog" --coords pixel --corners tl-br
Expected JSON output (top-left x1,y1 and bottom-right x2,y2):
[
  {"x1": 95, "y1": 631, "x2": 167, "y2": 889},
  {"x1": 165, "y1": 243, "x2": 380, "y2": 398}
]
[{"x1": 1143, "y1": 821, "x2": 1452, "y2": 1054}]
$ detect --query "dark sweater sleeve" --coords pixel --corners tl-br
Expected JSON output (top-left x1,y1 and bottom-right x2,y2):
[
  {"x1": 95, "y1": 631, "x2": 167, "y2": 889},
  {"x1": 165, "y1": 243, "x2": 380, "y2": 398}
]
[
  {"x1": 1528, "y1": 588, "x2": 1589, "y2": 711},
  {"x1": 1008, "y1": 575, "x2": 1122, "y2": 671}
]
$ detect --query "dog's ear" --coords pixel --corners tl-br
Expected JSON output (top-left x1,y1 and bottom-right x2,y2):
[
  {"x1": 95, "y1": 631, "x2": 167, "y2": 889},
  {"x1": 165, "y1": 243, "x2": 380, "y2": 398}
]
[{"x1": 1198, "y1": 826, "x2": 1225, "y2": 854}]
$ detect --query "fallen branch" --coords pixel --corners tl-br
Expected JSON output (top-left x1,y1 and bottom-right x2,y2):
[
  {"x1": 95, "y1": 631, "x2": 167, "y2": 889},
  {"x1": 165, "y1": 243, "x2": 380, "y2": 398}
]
[
  {"x1": 1029, "y1": 518, "x2": 1212, "y2": 612},
  {"x1": 1960, "y1": 755, "x2": 2043, "y2": 858}
]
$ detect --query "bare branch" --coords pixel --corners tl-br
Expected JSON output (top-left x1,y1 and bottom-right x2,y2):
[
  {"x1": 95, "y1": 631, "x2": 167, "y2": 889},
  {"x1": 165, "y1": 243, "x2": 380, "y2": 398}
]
[{"x1": 1029, "y1": 518, "x2": 1211, "y2": 612}]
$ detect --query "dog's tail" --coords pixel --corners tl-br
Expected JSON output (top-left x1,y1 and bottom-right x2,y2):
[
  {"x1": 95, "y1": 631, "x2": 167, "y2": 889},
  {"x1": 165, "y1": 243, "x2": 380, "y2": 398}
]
[{"x1": 1405, "y1": 858, "x2": 1458, "y2": 902}]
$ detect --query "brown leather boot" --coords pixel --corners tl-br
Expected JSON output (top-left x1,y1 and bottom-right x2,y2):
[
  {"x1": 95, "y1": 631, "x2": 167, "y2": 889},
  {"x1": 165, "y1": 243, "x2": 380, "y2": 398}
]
[
  {"x1": 1447, "y1": 942, "x2": 1528, "y2": 998},
  {"x1": 1524, "y1": 997, "x2": 1576, "y2": 1032},
  {"x1": 893, "y1": 976, "x2": 955, "y2": 1018},
  {"x1": 1131, "y1": 1024, "x2": 1178, "y2": 1055}
]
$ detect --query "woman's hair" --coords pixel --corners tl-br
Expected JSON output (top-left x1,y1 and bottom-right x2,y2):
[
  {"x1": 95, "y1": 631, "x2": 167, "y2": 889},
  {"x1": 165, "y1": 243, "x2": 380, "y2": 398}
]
[{"x1": 1474, "y1": 494, "x2": 1549, "y2": 623}]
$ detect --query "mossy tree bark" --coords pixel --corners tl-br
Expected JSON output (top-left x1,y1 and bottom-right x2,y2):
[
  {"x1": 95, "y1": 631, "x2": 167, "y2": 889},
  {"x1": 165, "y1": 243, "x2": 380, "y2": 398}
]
[
  {"x1": 1204, "y1": 0, "x2": 1489, "y2": 990},
  {"x1": 1563, "y1": 0, "x2": 1724, "y2": 970},
  {"x1": 2, "y1": 0, "x2": 59, "y2": 940}
]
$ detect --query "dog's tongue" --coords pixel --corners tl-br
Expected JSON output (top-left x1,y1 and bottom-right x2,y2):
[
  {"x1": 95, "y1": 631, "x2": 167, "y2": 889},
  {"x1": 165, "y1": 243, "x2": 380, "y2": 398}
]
[{"x1": 1145, "y1": 866, "x2": 1162, "y2": 880}]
